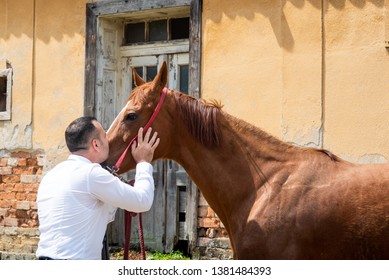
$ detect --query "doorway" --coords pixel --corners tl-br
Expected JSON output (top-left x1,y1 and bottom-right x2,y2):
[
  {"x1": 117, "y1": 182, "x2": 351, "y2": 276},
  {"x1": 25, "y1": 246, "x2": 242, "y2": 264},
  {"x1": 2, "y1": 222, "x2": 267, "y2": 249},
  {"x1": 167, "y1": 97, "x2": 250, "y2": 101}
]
[{"x1": 85, "y1": 0, "x2": 202, "y2": 254}]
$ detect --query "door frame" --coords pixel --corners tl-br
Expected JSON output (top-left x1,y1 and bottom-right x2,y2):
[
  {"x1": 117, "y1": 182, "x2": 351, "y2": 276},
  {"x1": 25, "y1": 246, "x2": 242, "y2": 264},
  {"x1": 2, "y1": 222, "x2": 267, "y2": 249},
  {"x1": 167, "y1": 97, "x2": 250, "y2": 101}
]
[
  {"x1": 85, "y1": 0, "x2": 202, "y2": 116},
  {"x1": 84, "y1": 0, "x2": 202, "y2": 253}
]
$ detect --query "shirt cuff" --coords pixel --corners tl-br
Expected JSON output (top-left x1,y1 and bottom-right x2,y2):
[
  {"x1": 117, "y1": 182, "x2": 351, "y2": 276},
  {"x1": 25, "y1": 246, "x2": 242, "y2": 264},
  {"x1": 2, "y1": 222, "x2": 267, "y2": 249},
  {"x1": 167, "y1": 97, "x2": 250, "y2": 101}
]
[{"x1": 136, "y1": 161, "x2": 153, "y2": 173}]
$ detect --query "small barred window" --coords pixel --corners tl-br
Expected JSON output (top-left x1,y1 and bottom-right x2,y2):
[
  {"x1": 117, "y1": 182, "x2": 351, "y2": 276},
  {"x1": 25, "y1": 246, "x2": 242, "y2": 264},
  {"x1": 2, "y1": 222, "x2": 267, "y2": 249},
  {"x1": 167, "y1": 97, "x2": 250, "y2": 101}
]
[{"x1": 0, "y1": 68, "x2": 12, "y2": 120}]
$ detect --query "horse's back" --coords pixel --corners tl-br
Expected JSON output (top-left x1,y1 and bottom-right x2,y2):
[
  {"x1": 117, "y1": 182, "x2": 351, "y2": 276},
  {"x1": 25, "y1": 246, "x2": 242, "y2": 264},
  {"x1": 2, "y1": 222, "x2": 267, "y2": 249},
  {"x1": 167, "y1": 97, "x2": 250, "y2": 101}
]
[{"x1": 238, "y1": 161, "x2": 389, "y2": 259}]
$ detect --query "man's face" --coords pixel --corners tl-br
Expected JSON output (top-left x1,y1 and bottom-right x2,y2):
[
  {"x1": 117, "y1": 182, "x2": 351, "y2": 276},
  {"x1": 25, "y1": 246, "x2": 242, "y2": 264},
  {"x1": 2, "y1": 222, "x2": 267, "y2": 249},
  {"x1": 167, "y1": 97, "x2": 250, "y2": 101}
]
[{"x1": 93, "y1": 121, "x2": 110, "y2": 163}]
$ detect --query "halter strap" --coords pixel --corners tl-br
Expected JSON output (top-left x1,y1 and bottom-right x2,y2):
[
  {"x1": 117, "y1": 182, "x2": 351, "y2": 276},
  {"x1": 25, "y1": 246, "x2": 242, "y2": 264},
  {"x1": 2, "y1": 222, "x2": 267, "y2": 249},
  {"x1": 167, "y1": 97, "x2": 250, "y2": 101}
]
[{"x1": 112, "y1": 87, "x2": 167, "y2": 172}]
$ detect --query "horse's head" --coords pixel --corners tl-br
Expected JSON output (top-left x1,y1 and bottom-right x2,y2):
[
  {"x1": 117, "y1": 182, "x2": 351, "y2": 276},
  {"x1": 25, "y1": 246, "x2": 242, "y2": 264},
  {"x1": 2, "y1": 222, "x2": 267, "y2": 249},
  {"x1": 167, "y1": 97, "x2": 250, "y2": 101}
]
[{"x1": 105, "y1": 61, "x2": 172, "y2": 173}]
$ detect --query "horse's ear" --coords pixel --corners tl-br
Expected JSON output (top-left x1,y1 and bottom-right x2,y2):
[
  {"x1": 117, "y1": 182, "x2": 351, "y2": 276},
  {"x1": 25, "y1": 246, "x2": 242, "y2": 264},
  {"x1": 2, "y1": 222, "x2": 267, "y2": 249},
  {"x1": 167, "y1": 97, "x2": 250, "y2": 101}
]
[
  {"x1": 152, "y1": 61, "x2": 168, "y2": 88},
  {"x1": 132, "y1": 67, "x2": 146, "y2": 86}
]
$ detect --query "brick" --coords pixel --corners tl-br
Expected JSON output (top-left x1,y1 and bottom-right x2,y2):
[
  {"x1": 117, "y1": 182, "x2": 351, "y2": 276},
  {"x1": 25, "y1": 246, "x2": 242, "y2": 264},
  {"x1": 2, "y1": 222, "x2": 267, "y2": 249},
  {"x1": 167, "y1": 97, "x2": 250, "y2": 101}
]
[
  {"x1": 30, "y1": 201, "x2": 37, "y2": 210},
  {"x1": 197, "y1": 237, "x2": 231, "y2": 249},
  {"x1": 0, "y1": 158, "x2": 8, "y2": 167},
  {"x1": 16, "y1": 209, "x2": 29, "y2": 219},
  {"x1": 0, "y1": 167, "x2": 12, "y2": 175},
  {"x1": 17, "y1": 158, "x2": 27, "y2": 166},
  {"x1": 13, "y1": 183, "x2": 24, "y2": 192},
  {"x1": 15, "y1": 193, "x2": 27, "y2": 200},
  {"x1": 4, "y1": 217, "x2": 19, "y2": 227},
  {"x1": 198, "y1": 217, "x2": 220, "y2": 228},
  {"x1": 7, "y1": 158, "x2": 18, "y2": 167},
  {"x1": 0, "y1": 199, "x2": 16, "y2": 208},
  {"x1": 2, "y1": 183, "x2": 14, "y2": 191},
  {"x1": 0, "y1": 234, "x2": 14, "y2": 244},
  {"x1": 198, "y1": 206, "x2": 208, "y2": 217},
  {"x1": 20, "y1": 175, "x2": 39, "y2": 184},
  {"x1": 26, "y1": 193, "x2": 37, "y2": 201},
  {"x1": 16, "y1": 201, "x2": 30, "y2": 210},
  {"x1": 2, "y1": 175, "x2": 20, "y2": 183},
  {"x1": 36, "y1": 154, "x2": 46, "y2": 167},
  {"x1": 13, "y1": 167, "x2": 37, "y2": 175},
  {"x1": 21, "y1": 236, "x2": 39, "y2": 245},
  {"x1": 2, "y1": 192, "x2": 16, "y2": 200},
  {"x1": 0, "y1": 208, "x2": 8, "y2": 217},
  {"x1": 15, "y1": 183, "x2": 38, "y2": 192},
  {"x1": 26, "y1": 158, "x2": 37, "y2": 166},
  {"x1": 30, "y1": 183, "x2": 39, "y2": 192},
  {"x1": 18, "y1": 227, "x2": 40, "y2": 237},
  {"x1": 11, "y1": 151, "x2": 31, "y2": 158}
]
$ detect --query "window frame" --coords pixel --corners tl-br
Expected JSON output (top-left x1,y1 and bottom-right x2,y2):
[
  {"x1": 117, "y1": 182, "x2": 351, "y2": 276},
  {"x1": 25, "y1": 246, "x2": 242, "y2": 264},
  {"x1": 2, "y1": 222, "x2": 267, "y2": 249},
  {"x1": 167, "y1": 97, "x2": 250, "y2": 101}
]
[{"x1": 0, "y1": 68, "x2": 12, "y2": 120}]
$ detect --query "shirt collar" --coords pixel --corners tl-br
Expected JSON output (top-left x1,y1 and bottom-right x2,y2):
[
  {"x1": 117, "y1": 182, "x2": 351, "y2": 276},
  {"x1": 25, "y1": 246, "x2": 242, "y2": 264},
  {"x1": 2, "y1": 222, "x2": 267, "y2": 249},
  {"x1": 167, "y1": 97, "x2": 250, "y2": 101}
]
[{"x1": 68, "y1": 154, "x2": 93, "y2": 164}]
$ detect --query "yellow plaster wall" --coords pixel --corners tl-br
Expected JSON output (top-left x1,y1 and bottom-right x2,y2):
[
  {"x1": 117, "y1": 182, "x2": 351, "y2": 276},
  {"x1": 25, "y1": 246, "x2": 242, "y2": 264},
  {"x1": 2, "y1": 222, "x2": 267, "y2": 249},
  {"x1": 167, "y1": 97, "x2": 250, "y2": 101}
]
[
  {"x1": 0, "y1": 0, "x2": 88, "y2": 169},
  {"x1": 33, "y1": 0, "x2": 87, "y2": 167},
  {"x1": 202, "y1": 0, "x2": 284, "y2": 136},
  {"x1": 202, "y1": 0, "x2": 389, "y2": 163},
  {"x1": 0, "y1": 0, "x2": 34, "y2": 150},
  {"x1": 324, "y1": 0, "x2": 389, "y2": 163}
]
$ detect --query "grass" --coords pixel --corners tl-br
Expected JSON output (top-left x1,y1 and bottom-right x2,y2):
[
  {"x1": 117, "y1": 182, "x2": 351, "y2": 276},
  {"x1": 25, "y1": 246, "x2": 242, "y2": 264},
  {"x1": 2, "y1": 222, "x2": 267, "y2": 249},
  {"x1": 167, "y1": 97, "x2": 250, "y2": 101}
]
[
  {"x1": 110, "y1": 248, "x2": 190, "y2": 260},
  {"x1": 147, "y1": 250, "x2": 190, "y2": 260}
]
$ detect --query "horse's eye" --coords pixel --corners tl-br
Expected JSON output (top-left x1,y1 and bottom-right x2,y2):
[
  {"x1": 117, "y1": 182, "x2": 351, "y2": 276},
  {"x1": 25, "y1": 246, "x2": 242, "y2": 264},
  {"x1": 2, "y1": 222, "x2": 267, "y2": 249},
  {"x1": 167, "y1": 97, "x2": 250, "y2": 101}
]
[{"x1": 124, "y1": 113, "x2": 137, "y2": 122}]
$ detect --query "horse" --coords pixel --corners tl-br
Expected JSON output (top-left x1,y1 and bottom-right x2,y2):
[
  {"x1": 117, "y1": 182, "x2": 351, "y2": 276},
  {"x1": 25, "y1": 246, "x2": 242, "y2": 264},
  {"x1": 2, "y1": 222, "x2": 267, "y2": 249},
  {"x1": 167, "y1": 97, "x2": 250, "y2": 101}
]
[{"x1": 105, "y1": 61, "x2": 389, "y2": 259}]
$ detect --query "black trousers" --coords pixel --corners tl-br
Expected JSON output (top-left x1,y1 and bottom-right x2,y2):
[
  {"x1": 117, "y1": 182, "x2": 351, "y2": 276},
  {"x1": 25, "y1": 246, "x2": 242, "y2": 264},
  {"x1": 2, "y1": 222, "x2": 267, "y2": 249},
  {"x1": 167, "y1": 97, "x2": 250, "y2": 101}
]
[{"x1": 38, "y1": 256, "x2": 55, "y2": 260}]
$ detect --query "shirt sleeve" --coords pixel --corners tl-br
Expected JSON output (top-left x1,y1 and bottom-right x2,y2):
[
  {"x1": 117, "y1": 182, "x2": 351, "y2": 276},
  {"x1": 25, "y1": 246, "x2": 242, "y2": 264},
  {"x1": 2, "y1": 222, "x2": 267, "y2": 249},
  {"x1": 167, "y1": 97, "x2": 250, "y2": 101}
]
[{"x1": 88, "y1": 162, "x2": 155, "y2": 213}]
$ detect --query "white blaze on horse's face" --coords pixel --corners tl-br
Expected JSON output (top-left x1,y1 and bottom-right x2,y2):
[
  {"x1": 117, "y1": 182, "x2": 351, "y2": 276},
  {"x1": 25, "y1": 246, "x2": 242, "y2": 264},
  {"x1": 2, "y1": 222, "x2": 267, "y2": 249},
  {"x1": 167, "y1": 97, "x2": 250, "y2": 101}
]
[
  {"x1": 107, "y1": 105, "x2": 127, "y2": 134},
  {"x1": 107, "y1": 98, "x2": 142, "y2": 145}
]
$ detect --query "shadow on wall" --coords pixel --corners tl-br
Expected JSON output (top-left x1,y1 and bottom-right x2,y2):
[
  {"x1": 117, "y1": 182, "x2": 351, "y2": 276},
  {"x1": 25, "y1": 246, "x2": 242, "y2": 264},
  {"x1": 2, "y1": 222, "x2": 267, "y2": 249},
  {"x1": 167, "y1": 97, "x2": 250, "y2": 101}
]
[
  {"x1": 1, "y1": 0, "x2": 384, "y2": 44},
  {"x1": 203, "y1": 0, "x2": 384, "y2": 51},
  {"x1": 0, "y1": 0, "x2": 86, "y2": 42}
]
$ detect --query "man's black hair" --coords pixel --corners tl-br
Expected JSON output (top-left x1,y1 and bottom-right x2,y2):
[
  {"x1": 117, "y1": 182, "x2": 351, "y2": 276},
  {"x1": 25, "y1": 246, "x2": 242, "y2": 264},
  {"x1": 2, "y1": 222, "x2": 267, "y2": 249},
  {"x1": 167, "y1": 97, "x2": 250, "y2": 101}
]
[{"x1": 65, "y1": 116, "x2": 98, "y2": 152}]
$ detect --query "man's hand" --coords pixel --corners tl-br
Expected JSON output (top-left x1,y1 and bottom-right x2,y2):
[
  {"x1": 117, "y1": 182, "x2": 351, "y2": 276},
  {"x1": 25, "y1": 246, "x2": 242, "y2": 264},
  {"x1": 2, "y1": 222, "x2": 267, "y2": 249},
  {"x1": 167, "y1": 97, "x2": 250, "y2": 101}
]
[{"x1": 131, "y1": 127, "x2": 160, "y2": 163}]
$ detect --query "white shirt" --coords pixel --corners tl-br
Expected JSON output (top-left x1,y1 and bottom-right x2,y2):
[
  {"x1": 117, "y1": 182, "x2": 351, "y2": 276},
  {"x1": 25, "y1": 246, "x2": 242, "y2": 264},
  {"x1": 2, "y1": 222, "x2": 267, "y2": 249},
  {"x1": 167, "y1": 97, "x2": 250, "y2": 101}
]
[{"x1": 36, "y1": 155, "x2": 154, "y2": 260}]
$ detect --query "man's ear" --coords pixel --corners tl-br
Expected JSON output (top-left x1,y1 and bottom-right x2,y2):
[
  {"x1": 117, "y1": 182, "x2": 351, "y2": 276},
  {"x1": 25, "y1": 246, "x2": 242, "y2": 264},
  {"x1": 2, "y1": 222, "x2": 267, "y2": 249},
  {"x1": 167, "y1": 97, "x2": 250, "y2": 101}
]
[{"x1": 91, "y1": 138, "x2": 99, "y2": 150}]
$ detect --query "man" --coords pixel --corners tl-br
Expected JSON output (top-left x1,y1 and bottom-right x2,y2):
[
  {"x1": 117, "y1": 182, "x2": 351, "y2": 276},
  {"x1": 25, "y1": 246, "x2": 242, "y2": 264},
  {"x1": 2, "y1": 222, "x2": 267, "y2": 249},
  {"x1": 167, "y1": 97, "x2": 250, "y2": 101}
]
[{"x1": 36, "y1": 116, "x2": 159, "y2": 260}]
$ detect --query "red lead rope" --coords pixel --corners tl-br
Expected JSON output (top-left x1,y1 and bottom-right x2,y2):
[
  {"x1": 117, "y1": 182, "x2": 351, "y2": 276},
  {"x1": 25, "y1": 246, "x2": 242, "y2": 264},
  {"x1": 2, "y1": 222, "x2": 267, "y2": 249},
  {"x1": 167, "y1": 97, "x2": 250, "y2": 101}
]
[{"x1": 112, "y1": 87, "x2": 167, "y2": 260}]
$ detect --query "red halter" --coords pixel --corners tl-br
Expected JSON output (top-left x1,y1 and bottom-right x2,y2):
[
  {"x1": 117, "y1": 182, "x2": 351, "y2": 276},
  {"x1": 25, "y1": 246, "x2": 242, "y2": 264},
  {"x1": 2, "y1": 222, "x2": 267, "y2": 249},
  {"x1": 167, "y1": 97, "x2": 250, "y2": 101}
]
[{"x1": 112, "y1": 87, "x2": 167, "y2": 173}]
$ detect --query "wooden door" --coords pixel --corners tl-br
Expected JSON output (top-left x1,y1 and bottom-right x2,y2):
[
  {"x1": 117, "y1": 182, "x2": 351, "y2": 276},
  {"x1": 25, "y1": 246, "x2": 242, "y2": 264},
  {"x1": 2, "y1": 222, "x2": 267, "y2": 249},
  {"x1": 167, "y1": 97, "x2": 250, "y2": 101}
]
[
  {"x1": 118, "y1": 54, "x2": 194, "y2": 253},
  {"x1": 85, "y1": 0, "x2": 202, "y2": 255},
  {"x1": 96, "y1": 21, "x2": 196, "y2": 252}
]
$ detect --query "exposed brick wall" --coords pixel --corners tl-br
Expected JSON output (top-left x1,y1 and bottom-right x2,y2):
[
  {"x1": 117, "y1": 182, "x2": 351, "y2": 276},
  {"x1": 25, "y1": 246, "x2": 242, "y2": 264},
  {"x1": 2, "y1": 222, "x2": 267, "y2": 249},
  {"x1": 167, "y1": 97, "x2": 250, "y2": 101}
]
[
  {"x1": 195, "y1": 193, "x2": 232, "y2": 260},
  {"x1": 0, "y1": 150, "x2": 44, "y2": 260}
]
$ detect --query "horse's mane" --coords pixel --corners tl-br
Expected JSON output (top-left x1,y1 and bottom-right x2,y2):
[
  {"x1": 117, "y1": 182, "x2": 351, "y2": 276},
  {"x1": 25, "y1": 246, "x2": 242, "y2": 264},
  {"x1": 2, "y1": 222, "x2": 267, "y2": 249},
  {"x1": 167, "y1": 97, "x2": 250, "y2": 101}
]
[
  {"x1": 174, "y1": 92, "x2": 223, "y2": 147},
  {"x1": 173, "y1": 92, "x2": 340, "y2": 162}
]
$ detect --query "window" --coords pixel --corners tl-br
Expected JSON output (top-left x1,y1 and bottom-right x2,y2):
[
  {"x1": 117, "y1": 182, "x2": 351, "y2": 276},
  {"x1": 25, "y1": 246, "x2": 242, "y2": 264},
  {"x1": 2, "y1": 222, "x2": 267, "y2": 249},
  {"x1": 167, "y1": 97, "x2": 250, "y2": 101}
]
[
  {"x1": 124, "y1": 17, "x2": 190, "y2": 45},
  {"x1": 0, "y1": 68, "x2": 12, "y2": 120}
]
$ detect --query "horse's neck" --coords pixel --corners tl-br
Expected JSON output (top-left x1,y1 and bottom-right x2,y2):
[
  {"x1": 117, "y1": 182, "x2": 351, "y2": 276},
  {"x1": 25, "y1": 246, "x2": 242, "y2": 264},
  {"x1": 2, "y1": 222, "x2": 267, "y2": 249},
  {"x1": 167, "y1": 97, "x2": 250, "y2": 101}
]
[
  {"x1": 172, "y1": 111, "x2": 295, "y2": 231},
  {"x1": 222, "y1": 113, "x2": 295, "y2": 164}
]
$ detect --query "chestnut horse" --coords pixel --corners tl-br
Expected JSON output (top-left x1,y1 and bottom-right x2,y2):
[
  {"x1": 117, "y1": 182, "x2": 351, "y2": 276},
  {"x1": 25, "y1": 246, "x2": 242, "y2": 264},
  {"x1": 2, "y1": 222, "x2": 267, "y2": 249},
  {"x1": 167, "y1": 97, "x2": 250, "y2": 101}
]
[{"x1": 106, "y1": 61, "x2": 389, "y2": 259}]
